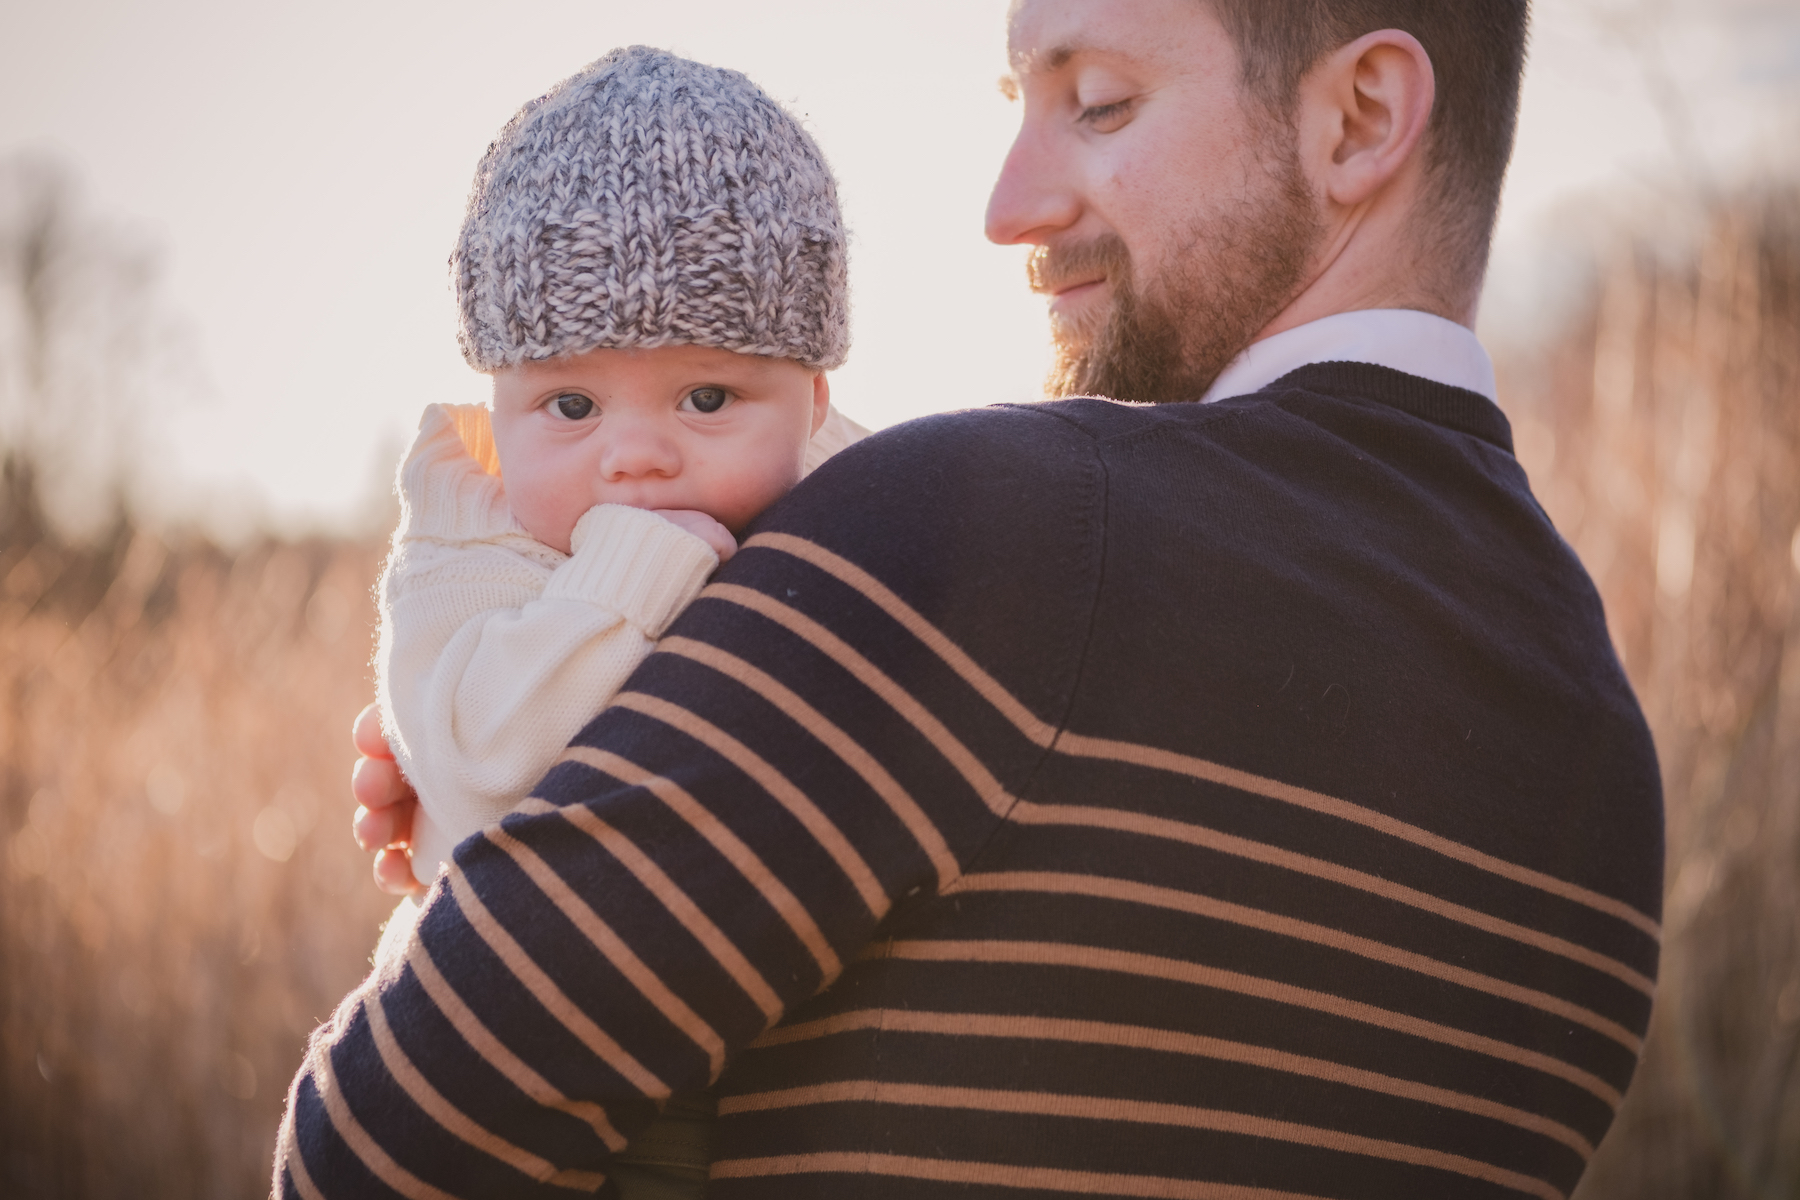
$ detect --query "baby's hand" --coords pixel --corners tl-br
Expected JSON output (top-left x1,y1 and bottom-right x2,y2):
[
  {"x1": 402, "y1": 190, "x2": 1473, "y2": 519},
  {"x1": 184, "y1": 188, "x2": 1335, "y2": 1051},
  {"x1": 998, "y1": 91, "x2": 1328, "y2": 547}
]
[{"x1": 653, "y1": 509, "x2": 737, "y2": 563}]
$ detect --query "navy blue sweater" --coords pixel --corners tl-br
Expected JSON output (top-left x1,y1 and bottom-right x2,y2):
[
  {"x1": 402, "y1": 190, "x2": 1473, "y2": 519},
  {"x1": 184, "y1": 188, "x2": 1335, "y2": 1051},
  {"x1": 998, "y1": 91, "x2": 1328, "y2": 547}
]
[{"x1": 277, "y1": 364, "x2": 1662, "y2": 1200}]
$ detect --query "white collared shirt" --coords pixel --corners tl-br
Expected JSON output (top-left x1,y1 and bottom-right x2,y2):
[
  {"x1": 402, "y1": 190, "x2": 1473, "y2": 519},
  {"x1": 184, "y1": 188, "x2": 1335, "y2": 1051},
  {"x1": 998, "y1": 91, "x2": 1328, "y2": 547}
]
[{"x1": 1198, "y1": 309, "x2": 1497, "y2": 405}]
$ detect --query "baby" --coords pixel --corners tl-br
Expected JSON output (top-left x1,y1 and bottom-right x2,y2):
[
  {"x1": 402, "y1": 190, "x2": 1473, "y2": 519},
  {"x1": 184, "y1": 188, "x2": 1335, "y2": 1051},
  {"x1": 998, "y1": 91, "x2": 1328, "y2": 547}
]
[{"x1": 372, "y1": 47, "x2": 864, "y2": 1196}]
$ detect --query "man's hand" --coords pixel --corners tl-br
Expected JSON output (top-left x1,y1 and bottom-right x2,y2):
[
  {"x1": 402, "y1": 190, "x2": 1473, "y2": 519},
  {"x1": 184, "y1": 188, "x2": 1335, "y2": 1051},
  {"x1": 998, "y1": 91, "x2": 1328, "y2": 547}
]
[
  {"x1": 653, "y1": 509, "x2": 737, "y2": 563},
  {"x1": 351, "y1": 703, "x2": 424, "y2": 895}
]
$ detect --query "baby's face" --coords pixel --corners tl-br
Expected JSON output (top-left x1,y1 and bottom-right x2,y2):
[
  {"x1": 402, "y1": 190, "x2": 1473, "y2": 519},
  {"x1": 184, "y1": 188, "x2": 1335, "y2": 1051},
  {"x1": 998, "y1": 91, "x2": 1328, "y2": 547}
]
[{"x1": 489, "y1": 345, "x2": 829, "y2": 554}]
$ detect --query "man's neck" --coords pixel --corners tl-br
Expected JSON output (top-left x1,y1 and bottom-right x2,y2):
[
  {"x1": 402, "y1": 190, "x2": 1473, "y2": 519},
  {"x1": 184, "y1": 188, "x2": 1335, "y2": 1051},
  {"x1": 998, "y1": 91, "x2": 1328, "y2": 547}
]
[
  {"x1": 1260, "y1": 155, "x2": 1482, "y2": 341},
  {"x1": 1260, "y1": 285, "x2": 1477, "y2": 343}
]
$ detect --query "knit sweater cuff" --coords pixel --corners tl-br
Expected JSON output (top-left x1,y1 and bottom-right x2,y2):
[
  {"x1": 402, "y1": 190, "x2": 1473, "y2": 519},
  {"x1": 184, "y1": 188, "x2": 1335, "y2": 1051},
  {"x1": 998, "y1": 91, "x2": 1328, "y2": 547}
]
[{"x1": 546, "y1": 505, "x2": 721, "y2": 637}]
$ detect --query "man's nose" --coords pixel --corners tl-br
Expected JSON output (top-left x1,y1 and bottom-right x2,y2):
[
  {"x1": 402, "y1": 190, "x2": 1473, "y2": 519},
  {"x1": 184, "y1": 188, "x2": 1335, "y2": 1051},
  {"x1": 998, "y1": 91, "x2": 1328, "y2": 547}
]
[
  {"x1": 985, "y1": 118, "x2": 1080, "y2": 246},
  {"x1": 597, "y1": 416, "x2": 680, "y2": 481}
]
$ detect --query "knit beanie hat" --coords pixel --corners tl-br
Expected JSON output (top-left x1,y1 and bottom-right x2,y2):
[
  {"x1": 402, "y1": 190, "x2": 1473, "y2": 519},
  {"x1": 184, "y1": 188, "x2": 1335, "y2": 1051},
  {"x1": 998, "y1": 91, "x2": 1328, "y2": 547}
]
[{"x1": 453, "y1": 46, "x2": 850, "y2": 372}]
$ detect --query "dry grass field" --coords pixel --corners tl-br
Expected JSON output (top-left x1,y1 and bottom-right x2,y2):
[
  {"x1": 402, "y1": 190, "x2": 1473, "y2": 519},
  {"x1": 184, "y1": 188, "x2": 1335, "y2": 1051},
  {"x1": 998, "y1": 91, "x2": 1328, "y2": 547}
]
[
  {"x1": 1, "y1": 185, "x2": 1797, "y2": 1198},
  {"x1": 0, "y1": 466, "x2": 395, "y2": 1197},
  {"x1": 1517, "y1": 186, "x2": 1800, "y2": 1199}
]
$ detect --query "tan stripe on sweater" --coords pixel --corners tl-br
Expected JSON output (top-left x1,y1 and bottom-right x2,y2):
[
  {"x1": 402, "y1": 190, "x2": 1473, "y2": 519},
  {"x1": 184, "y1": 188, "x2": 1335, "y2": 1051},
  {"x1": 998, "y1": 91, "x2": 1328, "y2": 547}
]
[
  {"x1": 403, "y1": 939, "x2": 627, "y2": 1150},
  {"x1": 514, "y1": 797, "x2": 783, "y2": 1024},
  {"x1": 951, "y1": 871, "x2": 1641, "y2": 1052},
  {"x1": 485, "y1": 825, "x2": 727, "y2": 1077},
  {"x1": 870, "y1": 939, "x2": 1622, "y2": 1107},
  {"x1": 742, "y1": 534, "x2": 1062, "y2": 742},
  {"x1": 1009, "y1": 801, "x2": 1653, "y2": 997},
  {"x1": 283, "y1": 1136, "x2": 328, "y2": 1200},
  {"x1": 753, "y1": 1007, "x2": 1593, "y2": 1157},
  {"x1": 704, "y1": 583, "x2": 1016, "y2": 818},
  {"x1": 555, "y1": 746, "x2": 841, "y2": 980},
  {"x1": 744, "y1": 531, "x2": 1662, "y2": 942},
  {"x1": 1058, "y1": 730, "x2": 1660, "y2": 943},
  {"x1": 719, "y1": 1080, "x2": 1562, "y2": 1200},
  {"x1": 660, "y1": 636, "x2": 959, "y2": 890},
  {"x1": 709, "y1": 550, "x2": 1652, "y2": 993},
  {"x1": 361, "y1": 992, "x2": 605, "y2": 1190},
  {"x1": 306, "y1": 1029, "x2": 460, "y2": 1200},
  {"x1": 713, "y1": 1150, "x2": 1365, "y2": 1199},
  {"x1": 445, "y1": 866, "x2": 667, "y2": 1098},
  {"x1": 612, "y1": 690, "x2": 888, "y2": 918}
]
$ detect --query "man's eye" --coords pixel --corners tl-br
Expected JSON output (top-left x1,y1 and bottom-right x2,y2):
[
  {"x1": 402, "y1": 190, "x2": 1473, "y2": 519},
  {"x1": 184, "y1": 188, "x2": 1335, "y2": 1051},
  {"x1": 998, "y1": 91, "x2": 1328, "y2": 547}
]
[
  {"x1": 1077, "y1": 99, "x2": 1134, "y2": 131},
  {"x1": 552, "y1": 394, "x2": 594, "y2": 420},
  {"x1": 682, "y1": 387, "x2": 730, "y2": 414}
]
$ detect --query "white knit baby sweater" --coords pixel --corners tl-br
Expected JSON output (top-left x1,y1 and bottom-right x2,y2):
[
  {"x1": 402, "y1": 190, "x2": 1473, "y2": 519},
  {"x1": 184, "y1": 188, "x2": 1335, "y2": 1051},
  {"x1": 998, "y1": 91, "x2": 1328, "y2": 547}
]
[{"x1": 378, "y1": 402, "x2": 869, "y2": 885}]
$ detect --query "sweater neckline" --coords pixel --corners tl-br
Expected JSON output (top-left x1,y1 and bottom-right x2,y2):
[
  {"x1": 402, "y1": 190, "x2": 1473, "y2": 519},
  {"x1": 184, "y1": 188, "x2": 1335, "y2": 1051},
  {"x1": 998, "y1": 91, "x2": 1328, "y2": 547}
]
[{"x1": 1267, "y1": 361, "x2": 1515, "y2": 454}]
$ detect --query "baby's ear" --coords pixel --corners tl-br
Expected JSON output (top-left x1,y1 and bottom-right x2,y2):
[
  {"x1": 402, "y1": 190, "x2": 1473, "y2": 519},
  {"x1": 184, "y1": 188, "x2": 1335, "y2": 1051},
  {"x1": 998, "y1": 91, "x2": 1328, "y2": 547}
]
[
  {"x1": 447, "y1": 404, "x2": 502, "y2": 478},
  {"x1": 811, "y1": 372, "x2": 831, "y2": 437}
]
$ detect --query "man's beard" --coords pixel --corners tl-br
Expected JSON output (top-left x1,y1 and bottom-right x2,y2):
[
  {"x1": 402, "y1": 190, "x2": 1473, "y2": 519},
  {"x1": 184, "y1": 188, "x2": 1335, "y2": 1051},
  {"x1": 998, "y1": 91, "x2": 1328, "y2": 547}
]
[{"x1": 1031, "y1": 147, "x2": 1322, "y2": 405}]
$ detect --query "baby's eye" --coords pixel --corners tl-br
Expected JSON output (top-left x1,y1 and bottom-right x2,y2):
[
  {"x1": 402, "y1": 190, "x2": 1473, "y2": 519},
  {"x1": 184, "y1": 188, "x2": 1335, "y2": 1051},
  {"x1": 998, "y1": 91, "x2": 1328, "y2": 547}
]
[
  {"x1": 681, "y1": 387, "x2": 730, "y2": 414},
  {"x1": 552, "y1": 393, "x2": 594, "y2": 420}
]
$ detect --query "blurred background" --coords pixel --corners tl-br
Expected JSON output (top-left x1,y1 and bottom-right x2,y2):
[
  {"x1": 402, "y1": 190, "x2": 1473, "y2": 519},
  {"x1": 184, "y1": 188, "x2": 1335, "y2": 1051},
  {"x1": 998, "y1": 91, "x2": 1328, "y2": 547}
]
[{"x1": 2, "y1": 0, "x2": 1797, "y2": 1195}]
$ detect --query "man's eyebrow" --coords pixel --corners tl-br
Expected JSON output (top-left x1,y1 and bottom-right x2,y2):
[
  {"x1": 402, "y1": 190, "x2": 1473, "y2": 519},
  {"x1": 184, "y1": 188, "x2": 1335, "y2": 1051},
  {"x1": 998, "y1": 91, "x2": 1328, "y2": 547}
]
[
  {"x1": 1009, "y1": 41, "x2": 1080, "y2": 74},
  {"x1": 1009, "y1": 39, "x2": 1135, "y2": 79}
]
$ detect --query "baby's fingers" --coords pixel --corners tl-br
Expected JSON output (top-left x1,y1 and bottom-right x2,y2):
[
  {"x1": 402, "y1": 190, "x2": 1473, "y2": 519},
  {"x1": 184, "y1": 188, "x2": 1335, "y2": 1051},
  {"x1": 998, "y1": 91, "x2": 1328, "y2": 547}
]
[{"x1": 652, "y1": 509, "x2": 737, "y2": 562}]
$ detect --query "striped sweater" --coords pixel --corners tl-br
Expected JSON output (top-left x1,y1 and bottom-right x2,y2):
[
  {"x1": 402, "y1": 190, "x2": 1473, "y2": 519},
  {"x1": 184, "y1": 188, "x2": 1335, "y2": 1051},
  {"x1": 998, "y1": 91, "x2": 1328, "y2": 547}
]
[{"x1": 276, "y1": 363, "x2": 1663, "y2": 1200}]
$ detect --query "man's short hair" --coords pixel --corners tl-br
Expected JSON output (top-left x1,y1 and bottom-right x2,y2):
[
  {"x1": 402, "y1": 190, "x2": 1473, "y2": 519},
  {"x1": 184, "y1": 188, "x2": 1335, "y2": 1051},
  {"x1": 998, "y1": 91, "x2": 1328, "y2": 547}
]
[{"x1": 1206, "y1": 0, "x2": 1529, "y2": 294}]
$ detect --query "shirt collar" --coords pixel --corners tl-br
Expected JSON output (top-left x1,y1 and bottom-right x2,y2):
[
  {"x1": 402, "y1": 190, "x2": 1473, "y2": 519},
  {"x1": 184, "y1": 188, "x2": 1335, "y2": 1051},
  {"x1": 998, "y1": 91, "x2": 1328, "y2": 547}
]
[{"x1": 1198, "y1": 309, "x2": 1497, "y2": 405}]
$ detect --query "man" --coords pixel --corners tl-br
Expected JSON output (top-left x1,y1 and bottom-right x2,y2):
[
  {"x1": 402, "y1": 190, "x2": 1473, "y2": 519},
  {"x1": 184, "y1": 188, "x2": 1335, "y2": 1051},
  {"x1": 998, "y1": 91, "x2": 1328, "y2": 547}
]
[{"x1": 297, "y1": 1, "x2": 1662, "y2": 1197}]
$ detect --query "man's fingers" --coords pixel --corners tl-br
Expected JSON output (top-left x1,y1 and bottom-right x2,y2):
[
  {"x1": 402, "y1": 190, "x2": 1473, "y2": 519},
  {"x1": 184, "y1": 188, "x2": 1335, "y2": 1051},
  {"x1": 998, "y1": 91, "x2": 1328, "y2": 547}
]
[
  {"x1": 373, "y1": 847, "x2": 423, "y2": 896},
  {"x1": 352, "y1": 702, "x2": 393, "y2": 760},
  {"x1": 352, "y1": 700, "x2": 420, "y2": 893},
  {"x1": 352, "y1": 753, "x2": 412, "y2": 811},
  {"x1": 353, "y1": 796, "x2": 413, "y2": 853},
  {"x1": 353, "y1": 804, "x2": 391, "y2": 853}
]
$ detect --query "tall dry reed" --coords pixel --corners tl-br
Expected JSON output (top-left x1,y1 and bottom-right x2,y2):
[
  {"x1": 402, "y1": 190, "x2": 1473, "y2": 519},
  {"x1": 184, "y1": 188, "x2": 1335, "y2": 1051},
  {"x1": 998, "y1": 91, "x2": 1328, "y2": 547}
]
[
  {"x1": 0, "y1": 462, "x2": 394, "y2": 1198},
  {"x1": 1499, "y1": 186, "x2": 1800, "y2": 1198}
]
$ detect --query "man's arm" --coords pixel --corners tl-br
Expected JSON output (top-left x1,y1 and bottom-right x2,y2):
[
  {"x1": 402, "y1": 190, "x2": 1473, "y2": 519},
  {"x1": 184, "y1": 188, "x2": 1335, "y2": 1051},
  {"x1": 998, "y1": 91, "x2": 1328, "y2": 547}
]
[{"x1": 278, "y1": 405, "x2": 1106, "y2": 1197}]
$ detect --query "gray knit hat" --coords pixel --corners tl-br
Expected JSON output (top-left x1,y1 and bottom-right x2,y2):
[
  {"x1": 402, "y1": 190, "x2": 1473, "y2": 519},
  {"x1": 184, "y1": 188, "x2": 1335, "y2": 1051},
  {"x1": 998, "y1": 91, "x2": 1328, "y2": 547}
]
[{"x1": 453, "y1": 46, "x2": 850, "y2": 371}]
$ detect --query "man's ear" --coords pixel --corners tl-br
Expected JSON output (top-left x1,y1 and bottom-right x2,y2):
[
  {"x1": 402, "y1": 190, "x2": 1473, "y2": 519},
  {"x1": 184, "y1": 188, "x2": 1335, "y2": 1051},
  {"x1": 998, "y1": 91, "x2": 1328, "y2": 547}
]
[
  {"x1": 1300, "y1": 29, "x2": 1435, "y2": 209},
  {"x1": 810, "y1": 372, "x2": 831, "y2": 437}
]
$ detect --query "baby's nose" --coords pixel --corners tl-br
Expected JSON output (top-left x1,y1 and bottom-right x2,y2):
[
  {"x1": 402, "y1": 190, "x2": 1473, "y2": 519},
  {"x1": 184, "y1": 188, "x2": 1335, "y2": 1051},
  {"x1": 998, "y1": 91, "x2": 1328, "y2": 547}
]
[{"x1": 597, "y1": 418, "x2": 680, "y2": 480}]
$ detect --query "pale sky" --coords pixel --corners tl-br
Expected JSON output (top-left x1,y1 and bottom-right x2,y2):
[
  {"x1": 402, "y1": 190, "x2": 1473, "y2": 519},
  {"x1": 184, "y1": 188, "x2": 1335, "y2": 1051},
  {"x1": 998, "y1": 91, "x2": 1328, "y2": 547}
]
[{"x1": 1, "y1": 0, "x2": 1794, "y2": 538}]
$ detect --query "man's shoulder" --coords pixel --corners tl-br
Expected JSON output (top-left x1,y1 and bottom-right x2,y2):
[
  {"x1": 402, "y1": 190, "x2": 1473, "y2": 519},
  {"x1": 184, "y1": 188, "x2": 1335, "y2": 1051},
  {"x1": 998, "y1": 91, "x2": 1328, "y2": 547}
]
[
  {"x1": 712, "y1": 402, "x2": 1116, "y2": 726},
  {"x1": 782, "y1": 402, "x2": 1110, "y2": 510},
  {"x1": 812, "y1": 397, "x2": 1209, "y2": 471},
  {"x1": 742, "y1": 401, "x2": 1113, "y2": 603},
  {"x1": 854, "y1": 400, "x2": 1106, "y2": 454}
]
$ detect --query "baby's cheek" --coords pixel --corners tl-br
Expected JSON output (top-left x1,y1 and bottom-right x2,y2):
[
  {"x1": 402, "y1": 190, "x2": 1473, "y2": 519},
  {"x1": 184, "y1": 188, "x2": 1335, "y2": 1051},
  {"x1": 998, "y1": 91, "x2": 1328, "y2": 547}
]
[
  {"x1": 731, "y1": 465, "x2": 804, "y2": 531},
  {"x1": 508, "y1": 485, "x2": 579, "y2": 554}
]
